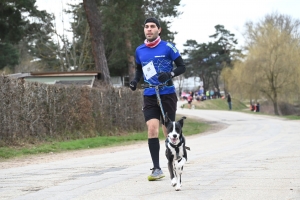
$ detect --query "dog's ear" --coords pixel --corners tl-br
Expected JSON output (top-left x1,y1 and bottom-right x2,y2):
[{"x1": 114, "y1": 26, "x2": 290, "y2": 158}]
[{"x1": 178, "y1": 116, "x2": 186, "y2": 127}]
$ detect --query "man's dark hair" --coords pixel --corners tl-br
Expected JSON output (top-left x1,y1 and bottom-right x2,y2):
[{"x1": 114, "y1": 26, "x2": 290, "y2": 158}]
[{"x1": 144, "y1": 17, "x2": 160, "y2": 29}]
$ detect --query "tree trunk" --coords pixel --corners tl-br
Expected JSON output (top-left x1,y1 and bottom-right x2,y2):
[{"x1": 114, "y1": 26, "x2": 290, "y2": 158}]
[
  {"x1": 273, "y1": 92, "x2": 280, "y2": 115},
  {"x1": 83, "y1": 0, "x2": 111, "y2": 85},
  {"x1": 125, "y1": 37, "x2": 135, "y2": 81},
  {"x1": 203, "y1": 74, "x2": 209, "y2": 92}
]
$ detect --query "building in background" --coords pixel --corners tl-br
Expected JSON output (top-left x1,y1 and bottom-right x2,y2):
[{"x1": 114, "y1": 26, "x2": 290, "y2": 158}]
[{"x1": 8, "y1": 71, "x2": 101, "y2": 88}]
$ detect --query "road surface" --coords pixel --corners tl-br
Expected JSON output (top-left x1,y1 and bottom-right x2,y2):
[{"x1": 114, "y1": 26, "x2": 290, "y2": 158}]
[{"x1": 0, "y1": 101, "x2": 299, "y2": 200}]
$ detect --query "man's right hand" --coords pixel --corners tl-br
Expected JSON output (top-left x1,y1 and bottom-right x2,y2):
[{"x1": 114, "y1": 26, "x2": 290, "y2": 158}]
[{"x1": 129, "y1": 80, "x2": 137, "y2": 91}]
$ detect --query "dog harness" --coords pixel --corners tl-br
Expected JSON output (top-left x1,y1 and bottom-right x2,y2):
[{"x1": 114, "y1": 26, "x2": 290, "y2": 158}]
[
  {"x1": 169, "y1": 138, "x2": 183, "y2": 160},
  {"x1": 167, "y1": 137, "x2": 191, "y2": 160}
]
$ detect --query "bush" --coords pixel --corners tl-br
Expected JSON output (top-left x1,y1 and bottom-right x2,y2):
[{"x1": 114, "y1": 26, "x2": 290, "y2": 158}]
[
  {"x1": 0, "y1": 76, "x2": 145, "y2": 145},
  {"x1": 260, "y1": 100, "x2": 300, "y2": 116}
]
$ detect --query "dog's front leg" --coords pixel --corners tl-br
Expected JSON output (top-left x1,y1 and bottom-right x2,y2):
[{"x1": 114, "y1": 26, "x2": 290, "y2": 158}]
[
  {"x1": 175, "y1": 173, "x2": 182, "y2": 191},
  {"x1": 174, "y1": 158, "x2": 186, "y2": 191},
  {"x1": 168, "y1": 160, "x2": 177, "y2": 186},
  {"x1": 177, "y1": 158, "x2": 186, "y2": 170},
  {"x1": 174, "y1": 160, "x2": 182, "y2": 191}
]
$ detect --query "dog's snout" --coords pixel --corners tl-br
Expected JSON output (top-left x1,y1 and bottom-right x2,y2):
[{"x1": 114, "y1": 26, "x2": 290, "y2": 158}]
[{"x1": 173, "y1": 134, "x2": 177, "y2": 138}]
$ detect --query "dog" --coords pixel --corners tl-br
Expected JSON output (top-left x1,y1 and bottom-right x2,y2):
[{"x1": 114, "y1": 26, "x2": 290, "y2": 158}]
[{"x1": 165, "y1": 114, "x2": 190, "y2": 191}]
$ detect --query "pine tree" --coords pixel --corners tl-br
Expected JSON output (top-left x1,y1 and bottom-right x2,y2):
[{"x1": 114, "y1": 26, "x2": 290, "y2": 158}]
[{"x1": 0, "y1": 0, "x2": 55, "y2": 70}]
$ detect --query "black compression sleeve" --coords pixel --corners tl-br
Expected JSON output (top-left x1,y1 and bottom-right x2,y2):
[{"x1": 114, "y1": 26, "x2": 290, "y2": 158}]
[
  {"x1": 134, "y1": 63, "x2": 143, "y2": 82},
  {"x1": 172, "y1": 56, "x2": 186, "y2": 77}
]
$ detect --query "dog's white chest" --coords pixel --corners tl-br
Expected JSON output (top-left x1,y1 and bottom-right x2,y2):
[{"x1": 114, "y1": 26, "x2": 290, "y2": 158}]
[{"x1": 168, "y1": 144, "x2": 184, "y2": 159}]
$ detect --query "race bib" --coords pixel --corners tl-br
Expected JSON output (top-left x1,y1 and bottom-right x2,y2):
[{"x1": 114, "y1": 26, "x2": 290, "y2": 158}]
[{"x1": 142, "y1": 61, "x2": 157, "y2": 80}]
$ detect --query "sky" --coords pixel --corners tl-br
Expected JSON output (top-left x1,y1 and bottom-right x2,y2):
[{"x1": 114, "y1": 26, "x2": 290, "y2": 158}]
[
  {"x1": 35, "y1": 0, "x2": 300, "y2": 51},
  {"x1": 170, "y1": 0, "x2": 300, "y2": 50}
]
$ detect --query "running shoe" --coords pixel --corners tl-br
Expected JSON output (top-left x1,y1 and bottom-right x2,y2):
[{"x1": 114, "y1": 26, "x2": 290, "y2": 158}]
[{"x1": 148, "y1": 168, "x2": 165, "y2": 181}]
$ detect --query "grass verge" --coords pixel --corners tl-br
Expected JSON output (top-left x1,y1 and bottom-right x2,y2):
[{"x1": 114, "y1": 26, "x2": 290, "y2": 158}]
[
  {"x1": 282, "y1": 115, "x2": 300, "y2": 120},
  {"x1": 188, "y1": 98, "x2": 248, "y2": 111},
  {"x1": 0, "y1": 114, "x2": 210, "y2": 160},
  {"x1": 186, "y1": 99, "x2": 300, "y2": 120}
]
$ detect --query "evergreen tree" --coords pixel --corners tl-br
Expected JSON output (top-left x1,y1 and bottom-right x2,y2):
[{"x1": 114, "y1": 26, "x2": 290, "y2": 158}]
[
  {"x1": 98, "y1": 0, "x2": 182, "y2": 79},
  {"x1": 0, "y1": 0, "x2": 54, "y2": 70},
  {"x1": 183, "y1": 25, "x2": 242, "y2": 92},
  {"x1": 68, "y1": 0, "x2": 182, "y2": 80}
]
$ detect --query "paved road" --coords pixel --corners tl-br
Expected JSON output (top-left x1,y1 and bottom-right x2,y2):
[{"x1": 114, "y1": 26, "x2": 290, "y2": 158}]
[{"x1": 1, "y1": 101, "x2": 300, "y2": 200}]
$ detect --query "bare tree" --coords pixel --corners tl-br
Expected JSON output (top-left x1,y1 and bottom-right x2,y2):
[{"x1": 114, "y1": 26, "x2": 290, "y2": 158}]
[
  {"x1": 125, "y1": 34, "x2": 136, "y2": 81},
  {"x1": 174, "y1": 75, "x2": 185, "y2": 97},
  {"x1": 229, "y1": 13, "x2": 300, "y2": 115},
  {"x1": 83, "y1": 0, "x2": 111, "y2": 84}
]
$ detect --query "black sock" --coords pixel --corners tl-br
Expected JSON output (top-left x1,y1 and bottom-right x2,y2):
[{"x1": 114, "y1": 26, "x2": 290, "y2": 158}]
[{"x1": 148, "y1": 138, "x2": 160, "y2": 170}]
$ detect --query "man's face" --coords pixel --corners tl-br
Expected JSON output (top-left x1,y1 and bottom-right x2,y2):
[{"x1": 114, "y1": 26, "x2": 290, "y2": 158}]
[{"x1": 144, "y1": 22, "x2": 161, "y2": 42}]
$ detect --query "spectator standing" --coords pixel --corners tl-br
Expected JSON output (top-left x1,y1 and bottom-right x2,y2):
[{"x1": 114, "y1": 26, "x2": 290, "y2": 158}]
[
  {"x1": 191, "y1": 91, "x2": 194, "y2": 100},
  {"x1": 227, "y1": 93, "x2": 232, "y2": 110},
  {"x1": 198, "y1": 86, "x2": 204, "y2": 96},
  {"x1": 256, "y1": 102, "x2": 260, "y2": 112},
  {"x1": 187, "y1": 91, "x2": 193, "y2": 109},
  {"x1": 250, "y1": 103, "x2": 254, "y2": 111},
  {"x1": 206, "y1": 90, "x2": 210, "y2": 99},
  {"x1": 210, "y1": 89, "x2": 214, "y2": 99},
  {"x1": 214, "y1": 88, "x2": 219, "y2": 98}
]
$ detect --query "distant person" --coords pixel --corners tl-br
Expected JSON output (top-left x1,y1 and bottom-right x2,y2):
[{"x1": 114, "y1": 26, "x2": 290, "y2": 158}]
[
  {"x1": 214, "y1": 88, "x2": 220, "y2": 98},
  {"x1": 187, "y1": 91, "x2": 193, "y2": 109},
  {"x1": 256, "y1": 102, "x2": 260, "y2": 112},
  {"x1": 198, "y1": 86, "x2": 204, "y2": 96},
  {"x1": 227, "y1": 93, "x2": 232, "y2": 110},
  {"x1": 250, "y1": 103, "x2": 255, "y2": 111},
  {"x1": 181, "y1": 91, "x2": 187, "y2": 100},
  {"x1": 206, "y1": 90, "x2": 210, "y2": 99},
  {"x1": 210, "y1": 89, "x2": 214, "y2": 99}
]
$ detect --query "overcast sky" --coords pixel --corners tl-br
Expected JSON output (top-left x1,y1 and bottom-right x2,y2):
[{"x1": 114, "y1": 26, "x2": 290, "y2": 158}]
[
  {"x1": 170, "y1": 0, "x2": 300, "y2": 50},
  {"x1": 36, "y1": 0, "x2": 300, "y2": 51}
]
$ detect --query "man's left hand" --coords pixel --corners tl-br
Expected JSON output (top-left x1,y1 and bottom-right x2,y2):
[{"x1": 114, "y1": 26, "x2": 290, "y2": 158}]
[{"x1": 158, "y1": 72, "x2": 172, "y2": 82}]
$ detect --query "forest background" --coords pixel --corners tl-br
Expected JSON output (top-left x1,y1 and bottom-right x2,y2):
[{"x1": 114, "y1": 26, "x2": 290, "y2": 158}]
[{"x1": 1, "y1": 0, "x2": 300, "y2": 120}]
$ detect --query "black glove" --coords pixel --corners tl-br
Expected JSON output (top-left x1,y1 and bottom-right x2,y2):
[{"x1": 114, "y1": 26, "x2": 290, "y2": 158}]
[
  {"x1": 158, "y1": 72, "x2": 172, "y2": 83},
  {"x1": 129, "y1": 80, "x2": 137, "y2": 91}
]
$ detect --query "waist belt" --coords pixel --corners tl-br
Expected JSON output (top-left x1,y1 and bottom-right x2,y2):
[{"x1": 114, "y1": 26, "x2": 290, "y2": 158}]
[
  {"x1": 166, "y1": 79, "x2": 174, "y2": 86},
  {"x1": 141, "y1": 79, "x2": 174, "y2": 89}
]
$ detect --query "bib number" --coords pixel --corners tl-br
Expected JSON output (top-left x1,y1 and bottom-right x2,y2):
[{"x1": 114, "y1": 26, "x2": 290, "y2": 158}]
[{"x1": 143, "y1": 61, "x2": 157, "y2": 80}]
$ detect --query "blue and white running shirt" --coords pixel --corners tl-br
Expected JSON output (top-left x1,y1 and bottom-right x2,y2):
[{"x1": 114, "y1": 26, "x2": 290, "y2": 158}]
[{"x1": 135, "y1": 40, "x2": 181, "y2": 96}]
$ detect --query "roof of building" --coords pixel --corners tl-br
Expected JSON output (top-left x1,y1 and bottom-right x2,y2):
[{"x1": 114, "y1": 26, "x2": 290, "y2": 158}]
[{"x1": 7, "y1": 71, "x2": 101, "y2": 88}]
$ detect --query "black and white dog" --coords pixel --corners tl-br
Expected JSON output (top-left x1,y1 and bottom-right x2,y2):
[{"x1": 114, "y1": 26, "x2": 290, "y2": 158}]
[{"x1": 165, "y1": 114, "x2": 190, "y2": 191}]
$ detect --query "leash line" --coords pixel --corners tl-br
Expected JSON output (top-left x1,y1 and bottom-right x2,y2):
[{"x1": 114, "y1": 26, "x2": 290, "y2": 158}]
[{"x1": 155, "y1": 86, "x2": 166, "y2": 122}]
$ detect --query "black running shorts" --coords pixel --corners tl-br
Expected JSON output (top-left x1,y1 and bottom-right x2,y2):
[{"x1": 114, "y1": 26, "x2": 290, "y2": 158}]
[{"x1": 143, "y1": 93, "x2": 177, "y2": 124}]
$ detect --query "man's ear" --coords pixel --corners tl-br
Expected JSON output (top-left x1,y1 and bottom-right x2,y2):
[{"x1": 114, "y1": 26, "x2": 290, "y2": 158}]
[{"x1": 178, "y1": 116, "x2": 186, "y2": 127}]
